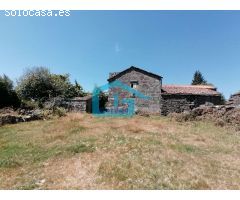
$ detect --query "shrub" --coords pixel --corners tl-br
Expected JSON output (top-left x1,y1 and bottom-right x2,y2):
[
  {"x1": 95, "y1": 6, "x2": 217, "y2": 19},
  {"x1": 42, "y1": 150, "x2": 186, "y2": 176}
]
[
  {"x1": 53, "y1": 107, "x2": 67, "y2": 117},
  {"x1": 16, "y1": 67, "x2": 85, "y2": 102},
  {"x1": 20, "y1": 99, "x2": 40, "y2": 110},
  {"x1": 214, "y1": 119, "x2": 225, "y2": 127},
  {"x1": 135, "y1": 110, "x2": 150, "y2": 117},
  {"x1": 168, "y1": 112, "x2": 196, "y2": 122},
  {"x1": 0, "y1": 74, "x2": 20, "y2": 108}
]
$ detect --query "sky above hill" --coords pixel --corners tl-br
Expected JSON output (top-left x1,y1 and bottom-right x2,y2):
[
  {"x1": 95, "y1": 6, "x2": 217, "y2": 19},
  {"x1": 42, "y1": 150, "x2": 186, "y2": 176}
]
[{"x1": 0, "y1": 10, "x2": 239, "y2": 98}]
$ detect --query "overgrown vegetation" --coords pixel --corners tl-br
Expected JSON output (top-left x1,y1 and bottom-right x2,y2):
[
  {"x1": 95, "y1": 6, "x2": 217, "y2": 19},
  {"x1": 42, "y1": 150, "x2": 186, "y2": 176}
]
[
  {"x1": 0, "y1": 113, "x2": 239, "y2": 189},
  {"x1": 0, "y1": 74, "x2": 20, "y2": 108},
  {"x1": 93, "y1": 86, "x2": 108, "y2": 111},
  {"x1": 16, "y1": 67, "x2": 85, "y2": 102}
]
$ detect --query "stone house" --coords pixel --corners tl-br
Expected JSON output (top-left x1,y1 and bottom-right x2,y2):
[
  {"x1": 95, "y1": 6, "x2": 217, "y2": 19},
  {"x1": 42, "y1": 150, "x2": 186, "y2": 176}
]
[
  {"x1": 108, "y1": 66, "x2": 222, "y2": 115},
  {"x1": 107, "y1": 66, "x2": 162, "y2": 113}
]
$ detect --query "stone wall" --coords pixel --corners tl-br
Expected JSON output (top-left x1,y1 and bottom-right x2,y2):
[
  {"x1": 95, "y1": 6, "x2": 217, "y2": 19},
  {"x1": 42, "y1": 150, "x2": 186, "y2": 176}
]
[
  {"x1": 227, "y1": 92, "x2": 240, "y2": 106},
  {"x1": 66, "y1": 100, "x2": 87, "y2": 112},
  {"x1": 161, "y1": 94, "x2": 222, "y2": 116},
  {"x1": 108, "y1": 70, "x2": 162, "y2": 114},
  {"x1": 65, "y1": 99, "x2": 92, "y2": 113},
  {"x1": 169, "y1": 105, "x2": 240, "y2": 130},
  {"x1": 44, "y1": 97, "x2": 92, "y2": 113}
]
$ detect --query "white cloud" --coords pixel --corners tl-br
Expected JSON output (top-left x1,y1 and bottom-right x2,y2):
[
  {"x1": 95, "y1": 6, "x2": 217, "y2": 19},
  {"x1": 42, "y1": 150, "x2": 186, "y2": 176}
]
[{"x1": 114, "y1": 43, "x2": 120, "y2": 53}]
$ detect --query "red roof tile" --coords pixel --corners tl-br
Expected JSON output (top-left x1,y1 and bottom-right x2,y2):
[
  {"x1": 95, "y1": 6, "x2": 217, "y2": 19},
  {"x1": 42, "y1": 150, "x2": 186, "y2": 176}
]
[{"x1": 162, "y1": 85, "x2": 221, "y2": 96}]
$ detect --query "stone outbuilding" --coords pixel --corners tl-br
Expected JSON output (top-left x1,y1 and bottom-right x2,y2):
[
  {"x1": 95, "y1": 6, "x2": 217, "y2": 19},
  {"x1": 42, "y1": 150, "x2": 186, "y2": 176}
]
[
  {"x1": 67, "y1": 96, "x2": 92, "y2": 113},
  {"x1": 161, "y1": 85, "x2": 222, "y2": 115}
]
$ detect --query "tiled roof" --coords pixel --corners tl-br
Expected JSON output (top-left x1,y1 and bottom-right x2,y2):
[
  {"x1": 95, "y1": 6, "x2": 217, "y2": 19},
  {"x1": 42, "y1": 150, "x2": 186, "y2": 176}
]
[{"x1": 162, "y1": 85, "x2": 221, "y2": 96}]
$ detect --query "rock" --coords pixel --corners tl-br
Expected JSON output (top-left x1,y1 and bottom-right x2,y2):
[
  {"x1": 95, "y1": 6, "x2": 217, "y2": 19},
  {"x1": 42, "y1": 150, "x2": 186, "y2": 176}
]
[
  {"x1": 227, "y1": 92, "x2": 240, "y2": 106},
  {"x1": 170, "y1": 104, "x2": 240, "y2": 130},
  {"x1": 0, "y1": 115, "x2": 24, "y2": 126},
  {"x1": 0, "y1": 109, "x2": 44, "y2": 126},
  {"x1": 36, "y1": 179, "x2": 46, "y2": 186}
]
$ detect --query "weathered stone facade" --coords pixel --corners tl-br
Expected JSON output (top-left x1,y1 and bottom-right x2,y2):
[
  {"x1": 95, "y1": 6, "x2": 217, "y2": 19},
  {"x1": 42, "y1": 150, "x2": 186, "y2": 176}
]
[
  {"x1": 161, "y1": 94, "x2": 222, "y2": 116},
  {"x1": 66, "y1": 96, "x2": 92, "y2": 113},
  {"x1": 43, "y1": 96, "x2": 92, "y2": 113},
  {"x1": 108, "y1": 67, "x2": 162, "y2": 114}
]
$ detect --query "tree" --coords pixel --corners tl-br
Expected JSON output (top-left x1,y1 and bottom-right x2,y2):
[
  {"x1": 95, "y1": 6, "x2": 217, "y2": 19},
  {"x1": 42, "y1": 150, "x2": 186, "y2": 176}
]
[
  {"x1": 191, "y1": 70, "x2": 207, "y2": 85},
  {"x1": 219, "y1": 93, "x2": 226, "y2": 105},
  {"x1": 0, "y1": 74, "x2": 20, "y2": 108},
  {"x1": 64, "y1": 80, "x2": 85, "y2": 98},
  {"x1": 16, "y1": 67, "x2": 54, "y2": 101},
  {"x1": 93, "y1": 85, "x2": 108, "y2": 112},
  {"x1": 99, "y1": 91, "x2": 108, "y2": 111},
  {"x1": 16, "y1": 67, "x2": 85, "y2": 102}
]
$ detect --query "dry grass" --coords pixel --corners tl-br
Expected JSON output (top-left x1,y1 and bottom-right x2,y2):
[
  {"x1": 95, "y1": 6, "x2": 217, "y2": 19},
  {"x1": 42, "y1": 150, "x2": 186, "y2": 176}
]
[{"x1": 0, "y1": 113, "x2": 239, "y2": 189}]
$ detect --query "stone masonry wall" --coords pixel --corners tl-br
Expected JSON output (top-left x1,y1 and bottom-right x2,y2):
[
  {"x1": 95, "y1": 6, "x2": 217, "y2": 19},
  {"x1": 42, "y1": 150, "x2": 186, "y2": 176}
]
[
  {"x1": 227, "y1": 93, "x2": 240, "y2": 106},
  {"x1": 161, "y1": 94, "x2": 222, "y2": 116},
  {"x1": 108, "y1": 70, "x2": 162, "y2": 114}
]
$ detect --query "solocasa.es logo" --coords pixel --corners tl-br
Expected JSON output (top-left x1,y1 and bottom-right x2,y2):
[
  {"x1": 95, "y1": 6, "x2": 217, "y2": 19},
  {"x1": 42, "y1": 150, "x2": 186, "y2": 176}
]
[{"x1": 92, "y1": 80, "x2": 150, "y2": 117}]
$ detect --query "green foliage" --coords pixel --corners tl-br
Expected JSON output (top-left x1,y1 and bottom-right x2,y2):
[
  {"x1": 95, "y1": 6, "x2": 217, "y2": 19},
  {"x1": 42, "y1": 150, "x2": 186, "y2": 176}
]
[
  {"x1": 20, "y1": 99, "x2": 40, "y2": 110},
  {"x1": 16, "y1": 67, "x2": 85, "y2": 102},
  {"x1": 93, "y1": 85, "x2": 108, "y2": 111},
  {"x1": 53, "y1": 107, "x2": 67, "y2": 117},
  {"x1": 64, "y1": 80, "x2": 85, "y2": 98},
  {"x1": 0, "y1": 158, "x2": 21, "y2": 168},
  {"x1": 0, "y1": 74, "x2": 20, "y2": 108},
  {"x1": 67, "y1": 143, "x2": 95, "y2": 154},
  {"x1": 16, "y1": 67, "x2": 53, "y2": 101},
  {"x1": 99, "y1": 91, "x2": 108, "y2": 111},
  {"x1": 191, "y1": 70, "x2": 207, "y2": 85},
  {"x1": 219, "y1": 93, "x2": 226, "y2": 105}
]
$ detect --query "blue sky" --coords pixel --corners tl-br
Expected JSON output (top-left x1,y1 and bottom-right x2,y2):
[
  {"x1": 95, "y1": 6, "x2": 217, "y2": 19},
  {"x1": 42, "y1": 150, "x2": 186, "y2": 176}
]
[{"x1": 0, "y1": 10, "x2": 239, "y2": 98}]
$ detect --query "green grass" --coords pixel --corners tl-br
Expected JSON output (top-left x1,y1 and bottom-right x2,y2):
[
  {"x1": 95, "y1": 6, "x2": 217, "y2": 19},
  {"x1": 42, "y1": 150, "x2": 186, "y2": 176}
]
[
  {"x1": 67, "y1": 142, "x2": 96, "y2": 154},
  {"x1": 0, "y1": 113, "x2": 239, "y2": 189},
  {"x1": 169, "y1": 143, "x2": 204, "y2": 154}
]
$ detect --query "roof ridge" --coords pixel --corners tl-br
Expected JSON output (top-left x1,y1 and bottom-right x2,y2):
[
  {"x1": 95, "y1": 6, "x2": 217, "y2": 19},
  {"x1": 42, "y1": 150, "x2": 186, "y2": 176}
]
[{"x1": 108, "y1": 66, "x2": 162, "y2": 82}]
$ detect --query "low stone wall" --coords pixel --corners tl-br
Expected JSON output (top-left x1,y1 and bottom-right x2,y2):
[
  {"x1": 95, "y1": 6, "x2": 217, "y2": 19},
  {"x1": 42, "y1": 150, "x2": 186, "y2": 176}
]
[
  {"x1": 66, "y1": 98, "x2": 92, "y2": 113},
  {"x1": 161, "y1": 94, "x2": 222, "y2": 116},
  {"x1": 0, "y1": 109, "x2": 44, "y2": 126},
  {"x1": 161, "y1": 96, "x2": 191, "y2": 116},
  {"x1": 169, "y1": 105, "x2": 240, "y2": 130},
  {"x1": 44, "y1": 97, "x2": 92, "y2": 113}
]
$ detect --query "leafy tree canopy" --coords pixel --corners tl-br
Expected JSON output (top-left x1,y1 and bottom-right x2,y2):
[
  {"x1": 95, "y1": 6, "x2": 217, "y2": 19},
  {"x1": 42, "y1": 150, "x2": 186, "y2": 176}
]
[
  {"x1": 0, "y1": 74, "x2": 20, "y2": 108},
  {"x1": 16, "y1": 67, "x2": 85, "y2": 102}
]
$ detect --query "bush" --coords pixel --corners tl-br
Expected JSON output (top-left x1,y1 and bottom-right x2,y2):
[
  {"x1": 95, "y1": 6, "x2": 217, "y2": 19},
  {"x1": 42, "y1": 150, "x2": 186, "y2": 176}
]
[
  {"x1": 0, "y1": 74, "x2": 20, "y2": 109},
  {"x1": 135, "y1": 110, "x2": 150, "y2": 117},
  {"x1": 16, "y1": 67, "x2": 85, "y2": 102},
  {"x1": 168, "y1": 112, "x2": 195, "y2": 122},
  {"x1": 20, "y1": 100, "x2": 40, "y2": 110},
  {"x1": 214, "y1": 119, "x2": 225, "y2": 127},
  {"x1": 53, "y1": 107, "x2": 67, "y2": 117}
]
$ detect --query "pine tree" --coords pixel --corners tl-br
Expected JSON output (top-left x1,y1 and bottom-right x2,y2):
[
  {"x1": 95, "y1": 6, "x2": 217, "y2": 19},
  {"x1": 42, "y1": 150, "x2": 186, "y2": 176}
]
[{"x1": 191, "y1": 70, "x2": 207, "y2": 85}]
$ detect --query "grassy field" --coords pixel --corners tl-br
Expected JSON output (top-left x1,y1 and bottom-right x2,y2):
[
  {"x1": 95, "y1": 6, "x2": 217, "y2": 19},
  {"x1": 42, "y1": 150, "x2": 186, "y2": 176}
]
[{"x1": 0, "y1": 113, "x2": 239, "y2": 189}]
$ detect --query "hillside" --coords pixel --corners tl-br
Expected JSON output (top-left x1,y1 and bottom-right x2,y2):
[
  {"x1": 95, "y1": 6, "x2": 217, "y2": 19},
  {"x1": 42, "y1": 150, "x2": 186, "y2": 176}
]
[{"x1": 0, "y1": 114, "x2": 239, "y2": 189}]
